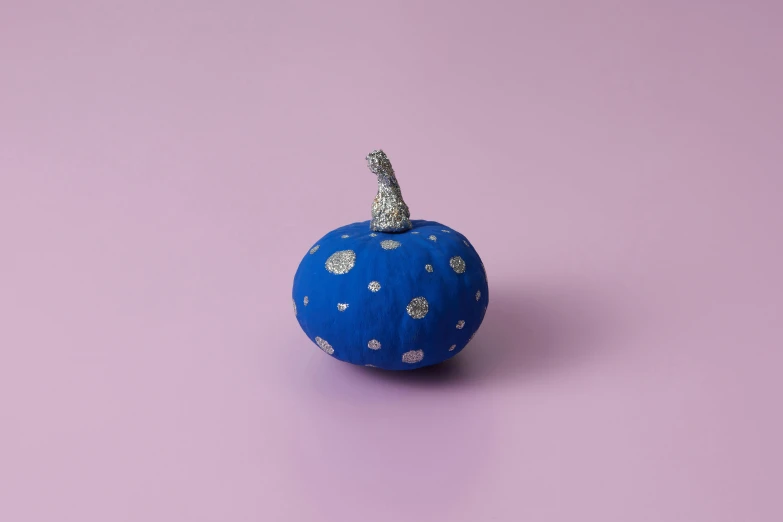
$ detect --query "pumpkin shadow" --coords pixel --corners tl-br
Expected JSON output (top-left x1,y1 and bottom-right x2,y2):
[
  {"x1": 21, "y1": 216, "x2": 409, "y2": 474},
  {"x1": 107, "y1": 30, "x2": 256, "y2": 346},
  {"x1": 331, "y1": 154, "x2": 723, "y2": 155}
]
[{"x1": 359, "y1": 282, "x2": 613, "y2": 388}]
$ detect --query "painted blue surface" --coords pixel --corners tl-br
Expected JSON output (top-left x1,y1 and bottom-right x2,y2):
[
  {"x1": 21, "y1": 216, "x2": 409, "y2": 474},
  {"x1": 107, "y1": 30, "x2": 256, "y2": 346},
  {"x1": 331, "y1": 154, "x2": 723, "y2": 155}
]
[{"x1": 292, "y1": 220, "x2": 488, "y2": 370}]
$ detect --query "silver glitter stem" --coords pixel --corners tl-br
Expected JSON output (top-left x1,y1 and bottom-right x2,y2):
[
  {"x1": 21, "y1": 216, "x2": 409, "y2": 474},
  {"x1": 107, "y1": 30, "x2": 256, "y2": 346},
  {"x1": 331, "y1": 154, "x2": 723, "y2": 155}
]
[{"x1": 367, "y1": 149, "x2": 412, "y2": 233}]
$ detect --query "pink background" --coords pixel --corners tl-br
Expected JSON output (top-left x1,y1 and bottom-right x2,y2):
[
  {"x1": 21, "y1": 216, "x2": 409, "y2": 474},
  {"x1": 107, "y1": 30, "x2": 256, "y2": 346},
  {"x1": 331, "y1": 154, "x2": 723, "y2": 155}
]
[{"x1": 2, "y1": 1, "x2": 782, "y2": 521}]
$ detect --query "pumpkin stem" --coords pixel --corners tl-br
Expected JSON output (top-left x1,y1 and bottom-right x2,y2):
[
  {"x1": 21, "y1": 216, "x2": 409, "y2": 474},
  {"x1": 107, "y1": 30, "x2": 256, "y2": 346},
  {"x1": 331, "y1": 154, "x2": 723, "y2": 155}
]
[{"x1": 367, "y1": 149, "x2": 412, "y2": 233}]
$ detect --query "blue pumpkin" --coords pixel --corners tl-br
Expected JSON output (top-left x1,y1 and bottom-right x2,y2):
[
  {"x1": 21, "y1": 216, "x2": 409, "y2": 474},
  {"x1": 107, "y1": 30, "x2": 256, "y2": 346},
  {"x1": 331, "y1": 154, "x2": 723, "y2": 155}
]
[{"x1": 292, "y1": 150, "x2": 488, "y2": 370}]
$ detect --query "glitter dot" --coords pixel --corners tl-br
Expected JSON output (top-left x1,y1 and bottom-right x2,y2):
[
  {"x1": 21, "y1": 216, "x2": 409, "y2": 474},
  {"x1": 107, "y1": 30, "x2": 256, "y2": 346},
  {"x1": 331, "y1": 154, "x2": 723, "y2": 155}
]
[
  {"x1": 367, "y1": 339, "x2": 381, "y2": 350},
  {"x1": 463, "y1": 240, "x2": 470, "y2": 247},
  {"x1": 406, "y1": 297, "x2": 429, "y2": 319},
  {"x1": 309, "y1": 245, "x2": 320, "y2": 254},
  {"x1": 325, "y1": 250, "x2": 356, "y2": 274},
  {"x1": 428, "y1": 235, "x2": 437, "y2": 241},
  {"x1": 365, "y1": 364, "x2": 376, "y2": 367},
  {"x1": 441, "y1": 229, "x2": 451, "y2": 233},
  {"x1": 337, "y1": 303, "x2": 349, "y2": 312},
  {"x1": 292, "y1": 298, "x2": 297, "y2": 316},
  {"x1": 341, "y1": 234, "x2": 350, "y2": 239},
  {"x1": 449, "y1": 344, "x2": 457, "y2": 351},
  {"x1": 402, "y1": 349, "x2": 424, "y2": 364},
  {"x1": 425, "y1": 264, "x2": 433, "y2": 273},
  {"x1": 475, "y1": 290, "x2": 481, "y2": 301},
  {"x1": 370, "y1": 233, "x2": 377, "y2": 237},
  {"x1": 411, "y1": 231, "x2": 419, "y2": 234},
  {"x1": 315, "y1": 336, "x2": 334, "y2": 355},
  {"x1": 456, "y1": 320, "x2": 465, "y2": 329},
  {"x1": 381, "y1": 240, "x2": 401, "y2": 250},
  {"x1": 450, "y1": 256, "x2": 466, "y2": 274},
  {"x1": 304, "y1": 296, "x2": 309, "y2": 306},
  {"x1": 368, "y1": 281, "x2": 381, "y2": 292}
]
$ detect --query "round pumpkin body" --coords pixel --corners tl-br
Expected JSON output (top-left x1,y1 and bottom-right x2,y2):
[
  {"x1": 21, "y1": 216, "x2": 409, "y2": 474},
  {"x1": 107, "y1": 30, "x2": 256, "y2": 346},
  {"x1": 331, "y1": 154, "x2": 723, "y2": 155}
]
[{"x1": 292, "y1": 219, "x2": 488, "y2": 370}]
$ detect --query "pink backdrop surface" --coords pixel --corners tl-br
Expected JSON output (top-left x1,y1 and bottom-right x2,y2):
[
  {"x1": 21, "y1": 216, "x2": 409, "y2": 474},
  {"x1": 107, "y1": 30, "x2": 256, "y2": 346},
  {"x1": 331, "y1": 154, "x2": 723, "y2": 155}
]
[{"x1": 2, "y1": 1, "x2": 782, "y2": 521}]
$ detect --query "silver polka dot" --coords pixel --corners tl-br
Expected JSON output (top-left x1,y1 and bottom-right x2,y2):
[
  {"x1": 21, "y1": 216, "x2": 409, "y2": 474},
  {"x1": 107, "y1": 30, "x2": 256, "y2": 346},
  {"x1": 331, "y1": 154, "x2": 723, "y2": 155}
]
[
  {"x1": 406, "y1": 297, "x2": 429, "y2": 319},
  {"x1": 463, "y1": 239, "x2": 470, "y2": 247},
  {"x1": 402, "y1": 349, "x2": 424, "y2": 364},
  {"x1": 292, "y1": 298, "x2": 297, "y2": 316},
  {"x1": 450, "y1": 256, "x2": 466, "y2": 273},
  {"x1": 475, "y1": 290, "x2": 481, "y2": 301},
  {"x1": 341, "y1": 234, "x2": 350, "y2": 238},
  {"x1": 425, "y1": 264, "x2": 433, "y2": 273},
  {"x1": 315, "y1": 336, "x2": 334, "y2": 355},
  {"x1": 337, "y1": 303, "x2": 349, "y2": 312},
  {"x1": 304, "y1": 296, "x2": 309, "y2": 306},
  {"x1": 368, "y1": 281, "x2": 381, "y2": 292},
  {"x1": 428, "y1": 235, "x2": 437, "y2": 241},
  {"x1": 441, "y1": 229, "x2": 451, "y2": 233},
  {"x1": 309, "y1": 245, "x2": 320, "y2": 254},
  {"x1": 449, "y1": 344, "x2": 457, "y2": 351},
  {"x1": 456, "y1": 320, "x2": 465, "y2": 329},
  {"x1": 367, "y1": 339, "x2": 381, "y2": 350},
  {"x1": 411, "y1": 231, "x2": 419, "y2": 234},
  {"x1": 325, "y1": 250, "x2": 356, "y2": 274},
  {"x1": 381, "y1": 239, "x2": 401, "y2": 250},
  {"x1": 370, "y1": 233, "x2": 377, "y2": 237}
]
